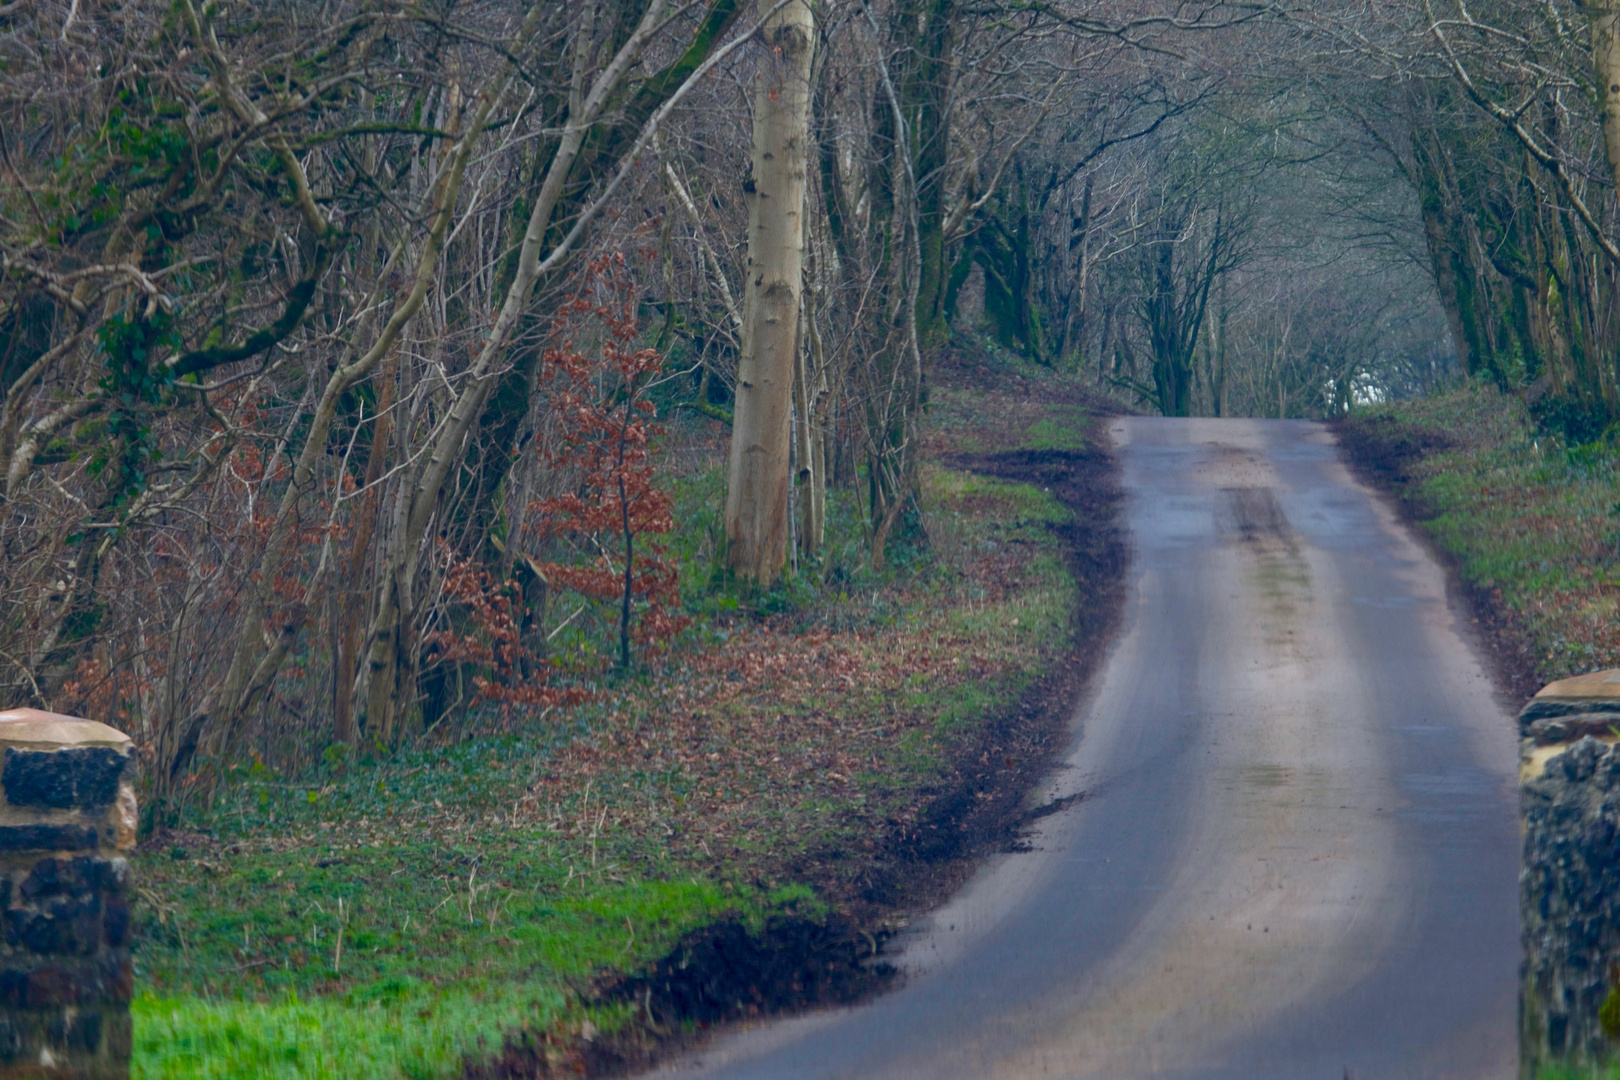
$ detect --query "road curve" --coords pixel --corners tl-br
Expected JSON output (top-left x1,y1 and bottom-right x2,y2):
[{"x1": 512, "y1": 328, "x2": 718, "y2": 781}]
[{"x1": 648, "y1": 419, "x2": 1520, "y2": 1080}]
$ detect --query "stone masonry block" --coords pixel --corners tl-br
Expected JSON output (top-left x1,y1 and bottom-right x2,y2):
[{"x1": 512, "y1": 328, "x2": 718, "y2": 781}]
[
  {"x1": 0, "y1": 826, "x2": 97, "y2": 853},
  {"x1": 1, "y1": 749, "x2": 125, "y2": 811}
]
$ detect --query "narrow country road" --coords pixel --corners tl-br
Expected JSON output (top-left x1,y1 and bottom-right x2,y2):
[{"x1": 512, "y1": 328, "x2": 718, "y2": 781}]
[{"x1": 649, "y1": 419, "x2": 1520, "y2": 1080}]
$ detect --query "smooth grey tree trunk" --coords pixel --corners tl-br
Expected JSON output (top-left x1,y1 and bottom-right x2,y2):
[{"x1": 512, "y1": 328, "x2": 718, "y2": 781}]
[
  {"x1": 724, "y1": 0, "x2": 815, "y2": 586},
  {"x1": 1594, "y1": 3, "x2": 1620, "y2": 195}
]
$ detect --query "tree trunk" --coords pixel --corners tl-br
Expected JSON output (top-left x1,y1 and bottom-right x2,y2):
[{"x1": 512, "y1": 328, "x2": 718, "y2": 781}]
[
  {"x1": 334, "y1": 349, "x2": 398, "y2": 746},
  {"x1": 793, "y1": 326, "x2": 820, "y2": 557},
  {"x1": 804, "y1": 260, "x2": 832, "y2": 553},
  {"x1": 724, "y1": 0, "x2": 814, "y2": 587},
  {"x1": 1212, "y1": 274, "x2": 1228, "y2": 417},
  {"x1": 898, "y1": 0, "x2": 955, "y2": 352},
  {"x1": 1595, "y1": 1, "x2": 1620, "y2": 195}
]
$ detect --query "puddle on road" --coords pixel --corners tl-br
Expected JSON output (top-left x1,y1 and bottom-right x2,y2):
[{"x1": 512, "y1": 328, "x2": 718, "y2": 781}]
[
  {"x1": 1391, "y1": 724, "x2": 1454, "y2": 741},
  {"x1": 1352, "y1": 594, "x2": 1418, "y2": 609},
  {"x1": 1399, "y1": 770, "x2": 1495, "y2": 798}
]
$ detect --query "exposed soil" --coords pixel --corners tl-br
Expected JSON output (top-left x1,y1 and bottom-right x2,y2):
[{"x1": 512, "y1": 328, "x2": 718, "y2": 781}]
[
  {"x1": 608, "y1": 915, "x2": 890, "y2": 1028},
  {"x1": 465, "y1": 914, "x2": 889, "y2": 1079},
  {"x1": 1334, "y1": 414, "x2": 1546, "y2": 704},
  {"x1": 462, "y1": 391, "x2": 1130, "y2": 1078}
]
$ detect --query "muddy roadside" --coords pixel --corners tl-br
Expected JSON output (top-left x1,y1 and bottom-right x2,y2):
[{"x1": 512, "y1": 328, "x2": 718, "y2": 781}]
[{"x1": 465, "y1": 376, "x2": 1131, "y2": 1079}]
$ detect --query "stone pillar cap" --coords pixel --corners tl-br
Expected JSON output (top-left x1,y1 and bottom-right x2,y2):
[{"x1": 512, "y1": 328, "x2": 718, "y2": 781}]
[
  {"x1": 1535, "y1": 670, "x2": 1620, "y2": 700},
  {"x1": 0, "y1": 708, "x2": 132, "y2": 749}
]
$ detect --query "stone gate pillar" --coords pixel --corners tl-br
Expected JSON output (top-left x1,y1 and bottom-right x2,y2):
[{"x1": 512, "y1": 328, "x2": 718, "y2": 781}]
[
  {"x1": 1520, "y1": 670, "x2": 1620, "y2": 1077},
  {"x1": 0, "y1": 709, "x2": 136, "y2": 1079}
]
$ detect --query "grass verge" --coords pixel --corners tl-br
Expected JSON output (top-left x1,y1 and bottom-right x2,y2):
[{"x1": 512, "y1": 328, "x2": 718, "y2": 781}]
[{"x1": 1337, "y1": 380, "x2": 1620, "y2": 700}]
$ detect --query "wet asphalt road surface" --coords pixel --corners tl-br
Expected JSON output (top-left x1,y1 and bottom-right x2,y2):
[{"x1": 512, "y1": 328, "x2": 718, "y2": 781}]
[{"x1": 646, "y1": 419, "x2": 1520, "y2": 1080}]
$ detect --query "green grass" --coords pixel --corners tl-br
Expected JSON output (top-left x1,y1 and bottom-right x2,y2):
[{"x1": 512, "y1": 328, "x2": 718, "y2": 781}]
[
  {"x1": 136, "y1": 845, "x2": 810, "y2": 1080},
  {"x1": 136, "y1": 880, "x2": 827, "y2": 1080},
  {"x1": 1343, "y1": 380, "x2": 1620, "y2": 679},
  {"x1": 1024, "y1": 407, "x2": 1092, "y2": 452},
  {"x1": 136, "y1": 985, "x2": 572, "y2": 1080}
]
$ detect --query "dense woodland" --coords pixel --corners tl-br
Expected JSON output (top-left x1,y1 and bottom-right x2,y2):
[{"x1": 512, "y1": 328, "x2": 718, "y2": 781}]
[{"x1": 0, "y1": 0, "x2": 1616, "y2": 800}]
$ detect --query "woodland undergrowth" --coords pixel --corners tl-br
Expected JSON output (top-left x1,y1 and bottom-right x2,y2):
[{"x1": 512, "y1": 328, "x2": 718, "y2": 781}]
[{"x1": 130, "y1": 339, "x2": 1097, "y2": 1080}]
